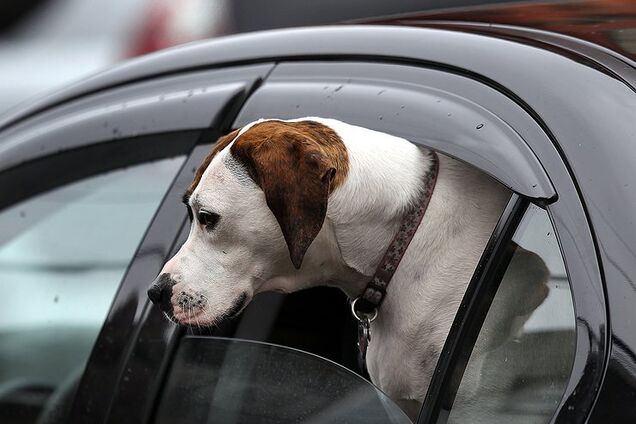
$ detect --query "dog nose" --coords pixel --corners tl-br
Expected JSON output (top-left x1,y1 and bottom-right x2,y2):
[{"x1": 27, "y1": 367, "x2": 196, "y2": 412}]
[
  {"x1": 148, "y1": 273, "x2": 174, "y2": 304},
  {"x1": 147, "y1": 283, "x2": 163, "y2": 304}
]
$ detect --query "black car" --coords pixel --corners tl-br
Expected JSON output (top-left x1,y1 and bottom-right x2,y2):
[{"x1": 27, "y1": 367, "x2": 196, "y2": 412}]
[{"x1": 0, "y1": 2, "x2": 635, "y2": 423}]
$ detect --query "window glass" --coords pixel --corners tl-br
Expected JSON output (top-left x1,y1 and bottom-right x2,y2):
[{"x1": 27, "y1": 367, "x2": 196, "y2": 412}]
[
  {"x1": 448, "y1": 203, "x2": 576, "y2": 423},
  {"x1": 154, "y1": 337, "x2": 411, "y2": 424},
  {"x1": 0, "y1": 155, "x2": 184, "y2": 423}
]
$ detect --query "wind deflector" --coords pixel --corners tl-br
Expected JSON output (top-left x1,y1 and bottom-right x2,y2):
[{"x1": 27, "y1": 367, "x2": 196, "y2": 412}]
[{"x1": 235, "y1": 62, "x2": 556, "y2": 200}]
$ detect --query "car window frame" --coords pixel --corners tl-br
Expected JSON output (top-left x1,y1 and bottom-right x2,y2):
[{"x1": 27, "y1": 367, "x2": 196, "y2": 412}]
[{"x1": 232, "y1": 59, "x2": 605, "y2": 424}]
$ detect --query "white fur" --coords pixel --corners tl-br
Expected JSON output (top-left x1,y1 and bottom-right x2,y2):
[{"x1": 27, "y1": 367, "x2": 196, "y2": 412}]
[{"x1": 158, "y1": 117, "x2": 510, "y2": 417}]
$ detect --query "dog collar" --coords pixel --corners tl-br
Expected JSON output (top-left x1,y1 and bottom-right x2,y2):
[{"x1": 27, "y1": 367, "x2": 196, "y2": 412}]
[
  {"x1": 352, "y1": 151, "x2": 440, "y2": 318},
  {"x1": 351, "y1": 151, "x2": 439, "y2": 371}
]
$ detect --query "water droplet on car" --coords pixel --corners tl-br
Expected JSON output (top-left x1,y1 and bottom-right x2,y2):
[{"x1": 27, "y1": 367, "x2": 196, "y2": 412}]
[
  {"x1": 378, "y1": 115, "x2": 383, "y2": 120},
  {"x1": 19, "y1": 211, "x2": 26, "y2": 218},
  {"x1": 335, "y1": 85, "x2": 343, "y2": 92},
  {"x1": 54, "y1": 295, "x2": 59, "y2": 303},
  {"x1": 476, "y1": 123, "x2": 484, "y2": 129},
  {"x1": 400, "y1": 105, "x2": 405, "y2": 109},
  {"x1": 447, "y1": 113, "x2": 452, "y2": 117},
  {"x1": 377, "y1": 89, "x2": 386, "y2": 95}
]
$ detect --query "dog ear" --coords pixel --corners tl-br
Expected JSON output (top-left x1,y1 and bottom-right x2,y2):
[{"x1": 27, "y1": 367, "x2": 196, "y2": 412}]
[{"x1": 232, "y1": 127, "x2": 338, "y2": 269}]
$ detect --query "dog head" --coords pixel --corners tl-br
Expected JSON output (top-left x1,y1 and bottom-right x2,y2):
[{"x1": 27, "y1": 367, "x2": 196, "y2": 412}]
[{"x1": 147, "y1": 119, "x2": 348, "y2": 326}]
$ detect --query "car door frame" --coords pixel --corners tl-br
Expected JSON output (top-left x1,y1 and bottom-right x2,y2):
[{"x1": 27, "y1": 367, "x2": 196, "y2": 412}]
[
  {"x1": 231, "y1": 58, "x2": 605, "y2": 423},
  {"x1": 25, "y1": 25, "x2": 623, "y2": 423}
]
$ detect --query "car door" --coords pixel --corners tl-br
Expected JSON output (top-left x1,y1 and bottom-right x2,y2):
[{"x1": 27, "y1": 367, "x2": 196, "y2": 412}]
[
  {"x1": 0, "y1": 63, "x2": 274, "y2": 424},
  {"x1": 232, "y1": 61, "x2": 602, "y2": 424},
  {"x1": 121, "y1": 58, "x2": 605, "y2": 423}
]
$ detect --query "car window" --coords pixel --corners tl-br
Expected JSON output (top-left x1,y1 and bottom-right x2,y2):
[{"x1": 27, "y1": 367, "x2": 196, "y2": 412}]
[
  {"x1": 447, "y1": 203, "x2": 576, "y2": 424},
  {"x1": 0, "y1": 155, "x2": 184, "y2": 424},
  {"x1": 154, "y1": 336, "x2": 411, "y2": 424}
]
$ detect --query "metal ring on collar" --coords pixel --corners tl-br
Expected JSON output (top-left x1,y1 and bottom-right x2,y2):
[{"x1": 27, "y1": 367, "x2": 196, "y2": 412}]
[{"x1": 350, "y1": 297, "x2": 378, "y2": 323}]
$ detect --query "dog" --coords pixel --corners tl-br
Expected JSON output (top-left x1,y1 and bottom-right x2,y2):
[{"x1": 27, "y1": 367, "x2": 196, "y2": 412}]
[{"x1": 147, "y1": 117, "x2": 547, "y2": 419}]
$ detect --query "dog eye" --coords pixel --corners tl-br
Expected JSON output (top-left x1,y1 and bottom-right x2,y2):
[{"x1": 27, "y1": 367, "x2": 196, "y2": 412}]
[{"x1": 197, "y1": 210, "x2": 220, "y2": 230}]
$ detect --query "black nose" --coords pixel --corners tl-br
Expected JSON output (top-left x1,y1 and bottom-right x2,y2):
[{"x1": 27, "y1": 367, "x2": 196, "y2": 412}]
[
  {"x1": 147, "y1": 283, "x2": 163, "y2": 304},
  {"x1": 148, "y1": 273, "x2": 174, "y2": 305}
]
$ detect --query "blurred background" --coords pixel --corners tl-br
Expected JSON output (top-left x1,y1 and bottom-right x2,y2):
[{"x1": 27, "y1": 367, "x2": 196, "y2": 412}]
[{"x1": 3, "y1": 0, "x2": 635, "y2": 117}]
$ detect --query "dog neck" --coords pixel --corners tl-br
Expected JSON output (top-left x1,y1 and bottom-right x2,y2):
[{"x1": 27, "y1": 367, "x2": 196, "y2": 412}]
[{"x1": 317, "y1": 118, "x2": 436, "y2": 296}]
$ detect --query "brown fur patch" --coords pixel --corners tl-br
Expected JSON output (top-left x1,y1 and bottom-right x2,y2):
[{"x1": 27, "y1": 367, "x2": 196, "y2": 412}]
[
  {"x1": 230, "y1": 120, "x2": 349, "y2": 268},
  {"x1": 185, "y1": 129, "x2": 240, "y2": 199},
  {"x1": 231, "y1": 120, "x2": 348, "y2": 190}
]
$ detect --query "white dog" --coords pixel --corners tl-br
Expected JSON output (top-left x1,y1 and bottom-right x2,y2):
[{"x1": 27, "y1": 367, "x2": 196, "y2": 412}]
[{"x1": 148, "y1": 117, "x2": 542, "y2": 418}]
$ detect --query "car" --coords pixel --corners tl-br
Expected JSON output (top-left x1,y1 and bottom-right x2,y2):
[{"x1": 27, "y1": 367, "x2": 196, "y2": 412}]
[{"x1": 0, "y1": 1, "x2": 635, "y2": 423}]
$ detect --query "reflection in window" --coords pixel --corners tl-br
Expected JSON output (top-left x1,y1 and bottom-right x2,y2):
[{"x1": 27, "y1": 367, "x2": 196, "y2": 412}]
[
  {"x1": 448, "y1": 204, "x2": 576, "y2": 424},
  {"x1": 155, "y1": 337, "x2": 411, "y2": 424},
  {"x1": 0, "y1": 156, "x2": 184, "y2": 423}
]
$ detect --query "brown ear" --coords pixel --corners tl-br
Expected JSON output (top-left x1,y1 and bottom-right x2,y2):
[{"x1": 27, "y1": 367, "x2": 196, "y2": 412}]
[{"x1": 231, "y1": 122, "x2": 343, "y2": 269}]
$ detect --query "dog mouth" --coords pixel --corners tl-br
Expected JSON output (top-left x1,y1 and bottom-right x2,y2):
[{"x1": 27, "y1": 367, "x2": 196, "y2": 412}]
[
  {"x1": 223, "y1": 292, "x2": 249, "y2": 320},
  {"x1": 171, "y1": 292, "x2": 249, "y2": 327}
]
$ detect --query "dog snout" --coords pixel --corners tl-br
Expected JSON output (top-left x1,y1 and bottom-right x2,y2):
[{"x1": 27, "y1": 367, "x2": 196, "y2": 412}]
[
  {"x1": 148, "y1": 273, "x2": 176, "y2": 306},
  {"x1": 176, "y1": 291, "x2": 207, "y2": 311}
]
